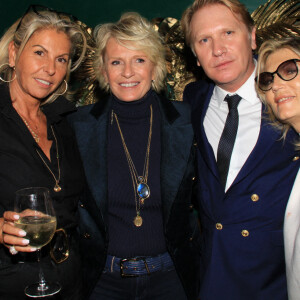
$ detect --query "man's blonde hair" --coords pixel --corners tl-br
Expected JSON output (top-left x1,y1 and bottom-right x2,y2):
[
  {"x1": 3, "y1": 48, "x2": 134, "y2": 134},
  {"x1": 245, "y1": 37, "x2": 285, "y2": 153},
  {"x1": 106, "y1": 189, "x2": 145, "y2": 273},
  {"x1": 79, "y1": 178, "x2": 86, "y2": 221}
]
[{"x1": 181, "y1": 0, "x2": 254, "y2": 48}]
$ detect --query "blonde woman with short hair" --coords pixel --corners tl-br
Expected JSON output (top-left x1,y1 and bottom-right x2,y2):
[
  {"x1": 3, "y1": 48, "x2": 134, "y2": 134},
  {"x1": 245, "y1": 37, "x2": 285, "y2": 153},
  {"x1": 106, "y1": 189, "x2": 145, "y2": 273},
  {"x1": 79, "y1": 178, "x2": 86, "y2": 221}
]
[{"x1": 69, "y1": 12, "x2": 201, "y2": 300}]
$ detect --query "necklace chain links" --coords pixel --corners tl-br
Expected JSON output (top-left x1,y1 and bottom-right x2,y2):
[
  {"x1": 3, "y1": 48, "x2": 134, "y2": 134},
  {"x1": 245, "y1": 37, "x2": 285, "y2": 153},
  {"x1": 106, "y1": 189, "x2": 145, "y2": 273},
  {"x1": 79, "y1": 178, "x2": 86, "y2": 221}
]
[
  {"x1": 20, "y1": 115, "x2": 40, "y2": 143},
  {"x1": 35, "y1": 126, "x2": 62, "y2": 192},
  {"x1": 113, "y1": 104, "x2": 153, "y2": 227}
]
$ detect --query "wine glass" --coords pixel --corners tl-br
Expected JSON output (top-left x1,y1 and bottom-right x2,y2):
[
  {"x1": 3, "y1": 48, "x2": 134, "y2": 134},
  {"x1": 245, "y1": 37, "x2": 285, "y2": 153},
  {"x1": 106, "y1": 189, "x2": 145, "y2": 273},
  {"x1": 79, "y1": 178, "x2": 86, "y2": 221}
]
[{"x1": 14, "y1": 187, "x2": 61, "y2": 298}]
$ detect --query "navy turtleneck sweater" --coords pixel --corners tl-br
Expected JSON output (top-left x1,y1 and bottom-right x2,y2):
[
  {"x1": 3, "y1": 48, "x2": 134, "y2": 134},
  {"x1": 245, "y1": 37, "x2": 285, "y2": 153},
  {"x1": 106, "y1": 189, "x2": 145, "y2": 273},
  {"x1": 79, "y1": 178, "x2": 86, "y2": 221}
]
[{"x1": 107, "y1": 90, "x2": 167, "y2": 257}]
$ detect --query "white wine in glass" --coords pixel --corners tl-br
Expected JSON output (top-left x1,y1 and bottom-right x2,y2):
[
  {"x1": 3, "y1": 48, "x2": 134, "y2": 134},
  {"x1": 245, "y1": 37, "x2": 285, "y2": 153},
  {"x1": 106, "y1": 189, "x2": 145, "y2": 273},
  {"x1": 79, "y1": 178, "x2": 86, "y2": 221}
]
[
  {"x1": 15, "y1": 215, "x2": 57, "y2": 249},
  {"x1": 15, "y1": 187, "x2": 61, "y2": 298}
]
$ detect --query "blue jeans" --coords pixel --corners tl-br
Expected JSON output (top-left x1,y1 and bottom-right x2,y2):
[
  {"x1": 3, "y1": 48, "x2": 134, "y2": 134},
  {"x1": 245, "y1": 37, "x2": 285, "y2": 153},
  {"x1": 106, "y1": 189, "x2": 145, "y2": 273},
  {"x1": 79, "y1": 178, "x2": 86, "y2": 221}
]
[{"x1": 89, "y1": 261, "x2": 187, "y2": 300}]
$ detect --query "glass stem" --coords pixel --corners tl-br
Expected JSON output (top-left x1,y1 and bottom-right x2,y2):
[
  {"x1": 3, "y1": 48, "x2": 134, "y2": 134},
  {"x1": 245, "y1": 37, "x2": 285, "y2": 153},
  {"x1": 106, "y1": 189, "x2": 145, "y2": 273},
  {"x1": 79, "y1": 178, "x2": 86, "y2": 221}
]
[{"x1": 37, "y1": 249, "x2": 47, "y2": 291}]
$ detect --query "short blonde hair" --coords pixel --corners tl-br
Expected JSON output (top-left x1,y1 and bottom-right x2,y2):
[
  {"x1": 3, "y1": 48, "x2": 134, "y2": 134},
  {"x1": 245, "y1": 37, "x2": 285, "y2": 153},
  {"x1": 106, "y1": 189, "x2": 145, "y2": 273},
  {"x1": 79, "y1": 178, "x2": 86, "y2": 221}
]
[
  {"x1": 0, "y1": 6, "x2": 87, "y2": 104},
  {"x1": 93, "y1": 12, "x2": 167, "y2": 93},
  {"x1": 256, "y1": 37, "x2": 300, "y2": 145},
  {"x1": 181, "y1": 0, "x2": 254, "y2": 48}
]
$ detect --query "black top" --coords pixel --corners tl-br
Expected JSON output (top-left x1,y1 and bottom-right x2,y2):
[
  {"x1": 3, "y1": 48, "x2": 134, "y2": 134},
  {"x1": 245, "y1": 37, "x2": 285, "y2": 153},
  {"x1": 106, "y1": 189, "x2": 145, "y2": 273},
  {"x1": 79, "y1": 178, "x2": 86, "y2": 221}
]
[
  {"x1": 0, "y1": 83, "x2": 84, "y2": 233},
  {"x1": 107, "y1": 90, "x2": 167, "y2": 257},
  {"x1": 0, "y1": 83, "x2": 85, "y2": 299}
]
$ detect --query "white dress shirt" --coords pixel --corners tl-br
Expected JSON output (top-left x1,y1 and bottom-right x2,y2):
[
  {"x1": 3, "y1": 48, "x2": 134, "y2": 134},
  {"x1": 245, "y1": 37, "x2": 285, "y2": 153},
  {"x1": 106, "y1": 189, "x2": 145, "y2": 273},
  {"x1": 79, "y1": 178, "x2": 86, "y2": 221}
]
[
  {"x1": 284, "y1": 167, "x2": 300, "y2": 300},
  {"x1": 203, "y1": 63, "x2": 262, "y2": 191}
]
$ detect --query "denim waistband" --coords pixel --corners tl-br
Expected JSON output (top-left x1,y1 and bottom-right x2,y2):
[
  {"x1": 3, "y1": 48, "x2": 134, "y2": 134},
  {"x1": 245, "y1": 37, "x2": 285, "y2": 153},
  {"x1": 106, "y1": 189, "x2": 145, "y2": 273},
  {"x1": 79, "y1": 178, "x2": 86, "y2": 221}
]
[{"x1": 105, "y1": 252, "x2": 174, "y2": 277}]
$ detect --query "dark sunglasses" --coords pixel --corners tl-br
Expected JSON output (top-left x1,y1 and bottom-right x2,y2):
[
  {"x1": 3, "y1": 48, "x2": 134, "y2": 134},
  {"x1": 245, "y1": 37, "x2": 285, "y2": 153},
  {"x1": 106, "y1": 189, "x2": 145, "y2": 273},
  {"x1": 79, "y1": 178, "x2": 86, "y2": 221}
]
[
  {"x1": 256, "y1": 59, "x2": 300, "y2": 91},
  {"x1": 15, "y1": 4, "x2": 77, "y2": 33}
]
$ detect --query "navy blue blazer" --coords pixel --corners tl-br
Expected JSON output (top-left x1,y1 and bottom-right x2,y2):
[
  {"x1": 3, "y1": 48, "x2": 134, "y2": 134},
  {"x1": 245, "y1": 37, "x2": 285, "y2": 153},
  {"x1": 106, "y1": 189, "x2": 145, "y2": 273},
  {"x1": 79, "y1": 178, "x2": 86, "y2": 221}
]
[
  {"x1": 68, "y1": 93, "x2": 201, "y2": 299},
  {"x1": 184, "y1": 80, "x2": 300, "y2": 300}
]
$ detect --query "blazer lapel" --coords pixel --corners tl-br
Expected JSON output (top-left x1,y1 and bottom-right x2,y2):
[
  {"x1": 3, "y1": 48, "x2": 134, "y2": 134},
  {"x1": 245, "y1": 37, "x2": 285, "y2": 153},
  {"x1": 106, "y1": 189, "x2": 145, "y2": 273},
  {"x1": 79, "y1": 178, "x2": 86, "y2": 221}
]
[
  {"x1": 231, "y1": 106, "x2": 282, "y2": 186},
  {"x1": 158, "y1": 95, "x2": 194, "y2": 226},
  {"x1": 193, "y1": 88, "x2": 284, "y2": 190},
  {"x1": 71, "y1": 96, "x2": 110, "y2": 226},
  {"x1": 193, "y1": 84, "x2": 220, "y2": 180}
]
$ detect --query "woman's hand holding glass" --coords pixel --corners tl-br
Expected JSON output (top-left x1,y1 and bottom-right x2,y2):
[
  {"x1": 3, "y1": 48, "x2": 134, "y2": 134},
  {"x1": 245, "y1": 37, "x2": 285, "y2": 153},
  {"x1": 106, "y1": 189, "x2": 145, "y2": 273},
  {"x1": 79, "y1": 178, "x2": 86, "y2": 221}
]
[
  {"x1": 1, "y1": 211, "x2": 37, "y2": 254},
  {"x1": 13, "y1": 187, "x2": 60, "y2": 297}
]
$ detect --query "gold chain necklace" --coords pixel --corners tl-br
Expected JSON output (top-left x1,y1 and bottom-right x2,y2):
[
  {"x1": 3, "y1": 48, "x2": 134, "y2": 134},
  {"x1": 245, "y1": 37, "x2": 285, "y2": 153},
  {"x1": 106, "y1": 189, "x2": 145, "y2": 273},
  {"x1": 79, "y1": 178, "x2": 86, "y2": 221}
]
[
  {"x1": 20, "y1": 115, "x2": 40, "y2": 143},
  {"x1": 113, "y1": 104, "x2": 153, "y2": 227},
  {"x1": 36, "y1": 126, "x2": 62, "y2": 192}
]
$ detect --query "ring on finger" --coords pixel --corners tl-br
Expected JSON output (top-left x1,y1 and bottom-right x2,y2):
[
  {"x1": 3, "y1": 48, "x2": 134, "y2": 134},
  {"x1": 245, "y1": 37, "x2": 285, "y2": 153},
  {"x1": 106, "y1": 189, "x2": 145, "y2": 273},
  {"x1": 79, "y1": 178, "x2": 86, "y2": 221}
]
[{"x1": 9, "y1": 245, "x2": 18, "y2": 255}]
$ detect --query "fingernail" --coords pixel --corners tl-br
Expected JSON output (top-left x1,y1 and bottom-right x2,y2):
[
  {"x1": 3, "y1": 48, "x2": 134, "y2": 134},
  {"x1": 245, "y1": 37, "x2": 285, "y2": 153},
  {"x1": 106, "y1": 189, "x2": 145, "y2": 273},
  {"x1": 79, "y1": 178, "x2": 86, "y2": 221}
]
[
  {"x1": 30, "y1": 247, "x2": 37, "y2": 252},
  {"x1": 19, "y1": 230, "x2": 26, "y2": 237},
  {"x1": 22, "y1": 239, "x2": 29, "y2": 245},
  {"x1": 13, "y1": 215, "x2": 20, "y2": 220}
]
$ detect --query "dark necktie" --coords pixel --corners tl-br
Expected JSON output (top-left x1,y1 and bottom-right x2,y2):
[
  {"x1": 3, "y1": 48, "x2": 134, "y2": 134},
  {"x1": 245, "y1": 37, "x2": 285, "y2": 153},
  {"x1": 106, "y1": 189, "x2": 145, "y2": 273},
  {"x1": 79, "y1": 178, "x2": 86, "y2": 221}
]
[{"x1": 217, "y1": 94, "x2": 242, "y2": 188}]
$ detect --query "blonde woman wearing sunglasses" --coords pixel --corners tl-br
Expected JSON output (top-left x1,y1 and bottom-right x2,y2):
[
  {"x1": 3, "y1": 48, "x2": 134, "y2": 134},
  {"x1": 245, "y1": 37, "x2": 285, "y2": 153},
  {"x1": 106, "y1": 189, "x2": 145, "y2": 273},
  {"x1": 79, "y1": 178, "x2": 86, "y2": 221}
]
[{"x1": 256, "y1": 37, "x2": 300, "y2": 300}]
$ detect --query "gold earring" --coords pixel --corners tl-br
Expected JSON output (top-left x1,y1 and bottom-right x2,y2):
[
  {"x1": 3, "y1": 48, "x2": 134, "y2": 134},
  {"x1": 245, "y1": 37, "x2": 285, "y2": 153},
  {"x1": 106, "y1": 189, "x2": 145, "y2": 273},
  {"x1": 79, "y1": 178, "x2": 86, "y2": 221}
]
[
  {"x1": 0, "y1": 63, "x2": 16, "y2": 83},
  {"x1": 54, "y1": 80, "x2": 68, "y2": 96},
  {"x1": 151, "y1": 79, "x2": 155, "y2": 88}
]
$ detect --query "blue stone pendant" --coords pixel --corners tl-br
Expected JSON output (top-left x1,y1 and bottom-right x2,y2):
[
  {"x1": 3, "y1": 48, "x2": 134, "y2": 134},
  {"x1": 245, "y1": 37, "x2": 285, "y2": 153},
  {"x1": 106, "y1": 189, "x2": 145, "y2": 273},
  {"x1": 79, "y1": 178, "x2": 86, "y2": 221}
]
[{"x1": 137, "y1": 182, "x2": 150, "y2": 200}]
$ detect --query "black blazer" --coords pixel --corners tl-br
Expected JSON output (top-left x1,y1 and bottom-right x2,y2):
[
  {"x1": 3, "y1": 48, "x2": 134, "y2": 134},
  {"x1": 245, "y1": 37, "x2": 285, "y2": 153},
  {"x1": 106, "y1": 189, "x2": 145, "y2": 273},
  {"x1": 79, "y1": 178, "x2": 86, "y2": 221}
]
[{"x1": 69, "y1": 92, "x2": 201, "y2": 299}]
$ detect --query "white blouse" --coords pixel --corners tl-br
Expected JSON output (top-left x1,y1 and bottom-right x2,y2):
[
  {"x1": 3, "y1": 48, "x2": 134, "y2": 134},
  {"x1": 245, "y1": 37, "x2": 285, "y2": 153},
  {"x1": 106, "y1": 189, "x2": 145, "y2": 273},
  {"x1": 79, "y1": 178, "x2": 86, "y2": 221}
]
[{"x1": 284, "y1": 168, "x2": 300, "y2": 300}]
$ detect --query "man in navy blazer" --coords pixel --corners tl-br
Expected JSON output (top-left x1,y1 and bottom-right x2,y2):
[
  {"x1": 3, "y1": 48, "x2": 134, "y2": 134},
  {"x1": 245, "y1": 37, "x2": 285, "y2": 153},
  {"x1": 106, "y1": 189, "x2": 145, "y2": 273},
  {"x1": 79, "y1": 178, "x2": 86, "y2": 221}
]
[{"x1": 181, "y1": 0, "x2": 300, "y2": 299}]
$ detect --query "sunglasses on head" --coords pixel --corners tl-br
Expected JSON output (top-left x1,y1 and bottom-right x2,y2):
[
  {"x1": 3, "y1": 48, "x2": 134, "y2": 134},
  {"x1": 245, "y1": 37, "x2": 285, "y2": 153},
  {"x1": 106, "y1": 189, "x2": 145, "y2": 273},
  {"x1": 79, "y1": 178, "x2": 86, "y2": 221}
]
[
  {"x1": 256, "y1": 59, "x2": 300, "y2": 92},
  {"x1": 50, "y1": 228, "x2": 70, "y2": 264},
  {"x1": 15, "y1": 4, "x2": 77, "y2": 34}
]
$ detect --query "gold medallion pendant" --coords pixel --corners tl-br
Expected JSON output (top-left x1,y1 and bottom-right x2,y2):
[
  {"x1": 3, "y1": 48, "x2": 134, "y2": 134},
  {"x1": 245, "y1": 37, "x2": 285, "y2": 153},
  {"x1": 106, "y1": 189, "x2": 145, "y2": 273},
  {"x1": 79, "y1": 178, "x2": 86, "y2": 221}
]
[
  {"x1": 54, "y1": 184, "x2": 62, "y2": 193},
  {"x1": 134, "y1": 215, "x2": 143, "y2": 227}
]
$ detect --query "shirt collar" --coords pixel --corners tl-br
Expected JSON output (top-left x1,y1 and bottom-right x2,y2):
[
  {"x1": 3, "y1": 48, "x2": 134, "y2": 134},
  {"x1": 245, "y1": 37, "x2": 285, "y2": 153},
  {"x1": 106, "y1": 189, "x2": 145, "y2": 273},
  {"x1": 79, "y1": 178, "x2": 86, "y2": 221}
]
[
  {"x1": 213, "y1": 59, "x2": 260, "y2": 107},
  {"x1": 41, "y1": 95, "x2": 76, "y2": 124}
]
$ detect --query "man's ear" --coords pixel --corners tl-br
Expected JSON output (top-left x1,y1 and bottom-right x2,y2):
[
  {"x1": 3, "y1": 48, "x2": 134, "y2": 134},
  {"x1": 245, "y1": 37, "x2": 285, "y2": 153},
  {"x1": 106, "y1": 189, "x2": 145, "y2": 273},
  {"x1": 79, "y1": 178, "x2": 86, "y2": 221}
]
[
  {"x1": 251, "y1": 26, "x2": 257, "y2": 51},
  {"x1": 192, "y1": 47, "x2": 201, "y2": 67}
]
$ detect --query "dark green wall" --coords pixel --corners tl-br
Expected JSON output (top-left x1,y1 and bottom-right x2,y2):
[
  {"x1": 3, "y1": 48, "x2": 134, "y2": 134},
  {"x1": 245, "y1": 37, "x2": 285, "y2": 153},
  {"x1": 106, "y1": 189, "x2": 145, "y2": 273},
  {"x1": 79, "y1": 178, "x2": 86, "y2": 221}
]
[{"x1": 0, "y1": 0, "x2": 263, "y2": 34}]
